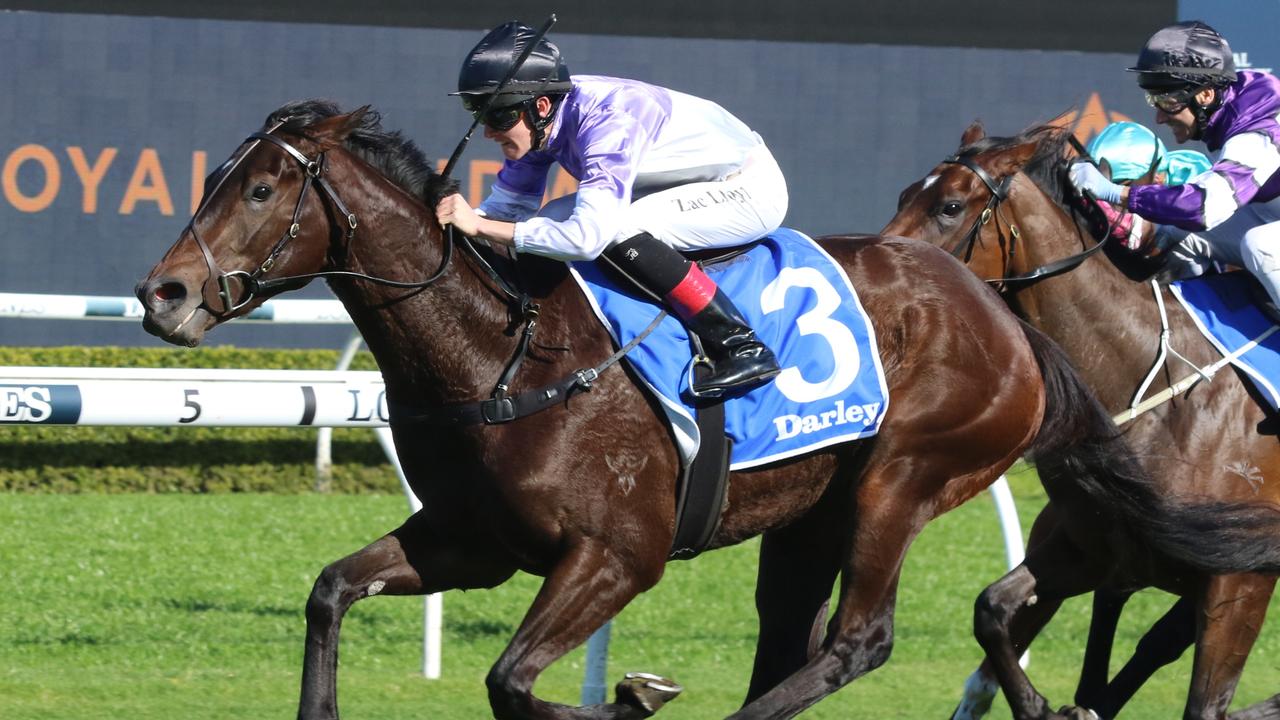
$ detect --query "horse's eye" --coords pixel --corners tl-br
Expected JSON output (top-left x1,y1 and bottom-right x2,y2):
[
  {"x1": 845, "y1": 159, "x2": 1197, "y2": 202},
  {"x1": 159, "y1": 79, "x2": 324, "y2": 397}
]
[
  {"x1": 941, "y1": 201, "x2": 964, "y2": 217},
  {"x1": 251, "y1": 184, "x2": 273, "y2": 202}
]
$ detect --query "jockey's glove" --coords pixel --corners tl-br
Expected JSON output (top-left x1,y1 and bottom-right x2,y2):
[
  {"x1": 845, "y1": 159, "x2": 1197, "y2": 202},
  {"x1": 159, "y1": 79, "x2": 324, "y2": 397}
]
[{"x1": 1069, "y1": 162, "x2": 1125, "y2": 205}]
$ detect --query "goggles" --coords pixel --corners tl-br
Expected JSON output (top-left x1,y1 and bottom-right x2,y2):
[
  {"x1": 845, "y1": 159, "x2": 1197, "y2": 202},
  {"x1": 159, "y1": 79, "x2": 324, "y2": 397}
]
[
  {"x1": 1145, "y1": 89, "x2": 1195, "y2": 114},
  {"x1": 461, "y1": 96, "x2": 526, "y2": 131}
]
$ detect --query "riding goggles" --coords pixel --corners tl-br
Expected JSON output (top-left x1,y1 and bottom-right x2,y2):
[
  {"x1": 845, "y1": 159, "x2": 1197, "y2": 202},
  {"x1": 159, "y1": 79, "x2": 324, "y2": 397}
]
[
  {"x1": 1145, "y1": 89, "x2": 1195, "y2": 114},
  {"x1": 461, "y1": 96, "x2": 526, "y2": 131}
]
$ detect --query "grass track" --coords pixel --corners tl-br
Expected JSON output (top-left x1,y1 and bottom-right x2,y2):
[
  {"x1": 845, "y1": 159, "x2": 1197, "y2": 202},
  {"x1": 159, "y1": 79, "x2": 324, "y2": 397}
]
[{"x1": 2, "y1": 471, "x2": 1277, "y2": 718}]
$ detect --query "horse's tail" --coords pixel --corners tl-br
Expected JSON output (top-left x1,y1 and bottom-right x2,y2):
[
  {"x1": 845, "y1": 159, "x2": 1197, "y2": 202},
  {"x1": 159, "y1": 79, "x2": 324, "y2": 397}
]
[{"x1": 1022, "y1": 320, "x2": 1280, "y2": 575}]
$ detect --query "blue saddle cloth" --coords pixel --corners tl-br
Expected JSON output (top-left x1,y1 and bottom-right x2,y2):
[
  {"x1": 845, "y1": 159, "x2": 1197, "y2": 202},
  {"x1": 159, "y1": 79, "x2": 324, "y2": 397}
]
[
  {"x1": 568, "y1": 228, "x2": 889, "y2": 470},
  {"x1": 1168, "y1": 271, "x2": 1280, "y2": 411}
]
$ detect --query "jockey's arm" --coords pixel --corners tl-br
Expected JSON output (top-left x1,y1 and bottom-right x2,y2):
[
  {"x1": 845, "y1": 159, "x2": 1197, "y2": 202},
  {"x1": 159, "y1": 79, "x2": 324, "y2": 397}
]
[{"x1": 1128, "y1": 131, "x2": 1280, "y2": 231}]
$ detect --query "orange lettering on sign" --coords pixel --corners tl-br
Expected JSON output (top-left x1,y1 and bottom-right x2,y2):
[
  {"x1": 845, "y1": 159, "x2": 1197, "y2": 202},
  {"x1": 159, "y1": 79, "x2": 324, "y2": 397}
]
[
  {"x1": 66, "y1": 147, "x2": 118, "y2": 214},
  {"x1": 190, "y1": 151, "x2": 207, "y2": 215},
  {"x1": 3, "y1": 144, "x2": 61, "y2": 213},
  {"x1": 468, "y1": 159, "x2": 503, "y2": 207},
  {"x1": 119, "y1": 148, "x2": 174, "y2": 215}
]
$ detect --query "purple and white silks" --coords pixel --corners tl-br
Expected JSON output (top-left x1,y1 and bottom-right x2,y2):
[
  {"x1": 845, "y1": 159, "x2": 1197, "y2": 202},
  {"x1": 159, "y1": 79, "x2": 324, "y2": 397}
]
[
  {"x1": 477, "y1": 75, "x2": 777, "y2": 261},
  {"x1": 1129, "y1": 71, "x2": 1280, "y2": 232}
]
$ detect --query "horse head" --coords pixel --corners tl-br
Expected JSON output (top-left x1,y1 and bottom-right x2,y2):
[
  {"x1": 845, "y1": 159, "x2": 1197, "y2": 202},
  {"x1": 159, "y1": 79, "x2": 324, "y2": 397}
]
[
  {"x1": 135, "y1": 102, "x2": 405, "y2": 346},
  {"x1": 883, "y1": 122, "x2": 1063, "y2": 284}
]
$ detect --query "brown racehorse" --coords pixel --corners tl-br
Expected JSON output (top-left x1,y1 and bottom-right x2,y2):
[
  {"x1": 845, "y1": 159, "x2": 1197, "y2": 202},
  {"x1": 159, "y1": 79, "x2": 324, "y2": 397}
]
[
  {"x1": 136, "y1": 102, "x2": 1271, "y2": 720},
  {"x1": 885, "y1": 122, "x2": 1280, "y2": 720}
]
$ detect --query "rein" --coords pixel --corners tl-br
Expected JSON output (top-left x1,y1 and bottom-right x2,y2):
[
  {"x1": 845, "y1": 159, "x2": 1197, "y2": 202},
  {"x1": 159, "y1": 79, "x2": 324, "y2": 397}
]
[
  {"x1": 187, "y1": 127, "x2": 453, "y2": 319},
  {"x1": 943, "y1": 152, "x2": 1113, "y2": 288},
  {"x1": 188, "y1": 124, "x2": 664, "y2": 426}
]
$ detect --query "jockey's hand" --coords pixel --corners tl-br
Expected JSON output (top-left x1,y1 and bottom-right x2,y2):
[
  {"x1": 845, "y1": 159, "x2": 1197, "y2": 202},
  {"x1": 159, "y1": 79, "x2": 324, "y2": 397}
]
[
  {"x1": 435, "y1": 193, "x2": 481, "y2": 236},
  {"x1": 1069, "y1": 162, "x2": 1125, "y2": 205},
  {"x1": 1094, "y1": 199, "x2": 1150, "y2": 252}
]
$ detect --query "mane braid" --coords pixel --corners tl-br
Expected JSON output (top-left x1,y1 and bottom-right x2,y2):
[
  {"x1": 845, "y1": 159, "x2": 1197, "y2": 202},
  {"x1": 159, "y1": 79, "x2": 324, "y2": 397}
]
[{"x1": 263, "y1": 99, "x2": 459, "y2": 208}]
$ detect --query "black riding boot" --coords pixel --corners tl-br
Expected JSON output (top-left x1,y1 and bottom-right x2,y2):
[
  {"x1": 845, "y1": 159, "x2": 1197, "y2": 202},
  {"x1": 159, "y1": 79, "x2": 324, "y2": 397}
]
[
  {"x1": 602, "y1": 233, "x2": 780, "y2": 398},
  {"x1": 683, "y1": 288, "x2": 781, "y2": 396}
]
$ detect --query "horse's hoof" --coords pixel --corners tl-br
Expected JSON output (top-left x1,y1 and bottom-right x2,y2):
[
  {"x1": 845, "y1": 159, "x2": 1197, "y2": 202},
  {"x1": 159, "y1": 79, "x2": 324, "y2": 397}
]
[
  {"x1": 1054, "y1": 705, "x2": 1101, "y2": 720},
  {"x1": 615, "y1": 672, "x2": 683, "y2": 716}
]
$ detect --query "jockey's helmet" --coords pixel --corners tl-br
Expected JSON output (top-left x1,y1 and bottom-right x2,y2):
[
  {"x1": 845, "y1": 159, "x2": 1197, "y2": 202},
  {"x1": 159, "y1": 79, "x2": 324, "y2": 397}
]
[
  {"x1": 455, "y1": 22, "x2": 572, "y2": 109},
  {"x1": 1129, "y1": 20, "x2": 1235, "y2": 93},
  {"x1": 1087, "y1": 121, "x2": 1168, "y2": 183}
]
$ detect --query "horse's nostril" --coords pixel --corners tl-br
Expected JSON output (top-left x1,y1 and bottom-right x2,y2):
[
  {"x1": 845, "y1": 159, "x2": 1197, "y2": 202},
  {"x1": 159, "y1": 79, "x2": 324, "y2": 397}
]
[{"x1": 153, "y1": 282, "x2": 186, "y2": 302}]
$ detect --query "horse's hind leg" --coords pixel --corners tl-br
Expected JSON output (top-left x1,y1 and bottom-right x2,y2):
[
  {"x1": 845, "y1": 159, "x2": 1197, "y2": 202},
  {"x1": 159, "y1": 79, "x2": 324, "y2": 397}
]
[
  {"x1": 485, "y1": 539, "x2": 666, "y2": 720},
  {"x1": 728, "y1": 458, "x2": 960, "y2": 720},
  {"x1": 1088, "y1": 595, "x2": 1194, "y2": 718},
  {"x1": 1184, "y1": 573, "x2": 1275, "y2": 720},
  {"x1": 744, "y1": 504, "x2": 843, "y2": 703},
  {"x1": 298, "y1": 510, "x2": 516, "y2": 720}
]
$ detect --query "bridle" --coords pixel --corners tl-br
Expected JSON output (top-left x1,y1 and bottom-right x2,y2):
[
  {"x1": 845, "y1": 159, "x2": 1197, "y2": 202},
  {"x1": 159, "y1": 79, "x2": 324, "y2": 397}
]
[
  {"x1": 940, "y1": 151, "x2": 1113, "y2": 288},
  {"x1": 941, "y1": 154, "x2": 1018, "y2": 265},
  {"x1": 182, "y1": 118, "x2": 661, "y2": 427},
  {"x1": 186, "y1": 123, "x2": 454, "y2": 319}
]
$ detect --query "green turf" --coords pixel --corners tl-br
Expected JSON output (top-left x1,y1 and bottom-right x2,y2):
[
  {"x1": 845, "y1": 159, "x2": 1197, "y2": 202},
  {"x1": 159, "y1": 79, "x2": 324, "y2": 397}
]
[{"x1": 1, "y1": 474, "x2": 1276, "y2": 718}]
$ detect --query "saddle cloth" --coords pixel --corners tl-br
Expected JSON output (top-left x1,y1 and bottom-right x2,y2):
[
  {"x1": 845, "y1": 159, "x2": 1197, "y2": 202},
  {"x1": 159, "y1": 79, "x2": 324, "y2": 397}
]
[
  {"x1": 568, "y1": 228, "x2": 889, "y2": 470},
  {"x1": 1169, "y1": 271, "x2": 1280, "y2": 411}
]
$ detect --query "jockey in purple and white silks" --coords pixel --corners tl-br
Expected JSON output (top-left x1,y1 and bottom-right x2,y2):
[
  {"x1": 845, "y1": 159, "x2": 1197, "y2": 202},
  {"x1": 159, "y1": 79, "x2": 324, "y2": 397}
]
[
  {"x1": 1069, "y1": 21, "x2": 1280, "y2": 316},
  {"x1": 435, "y1": 21, "x2": 787, "y2": 398}
]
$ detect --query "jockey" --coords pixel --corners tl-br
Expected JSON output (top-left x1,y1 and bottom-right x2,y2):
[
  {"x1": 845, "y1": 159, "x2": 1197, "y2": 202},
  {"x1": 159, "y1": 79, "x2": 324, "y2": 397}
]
[
  {"x1": 1068, "y1": 20, "x2": 1280, "y2": 315},
  {"x1": 1084, "y1": 122, "x2": 1211, "y2": 252},
  {"x1": 434, "y1": 21, "x2": 786, "y2": 398}
]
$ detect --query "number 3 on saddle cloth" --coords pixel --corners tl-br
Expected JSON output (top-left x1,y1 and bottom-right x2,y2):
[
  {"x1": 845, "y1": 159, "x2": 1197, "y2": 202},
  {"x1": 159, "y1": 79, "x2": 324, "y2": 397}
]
[
  {"x1": 569, "y1": 228, "x2": 890, "y2": 470},
  {"x1": 1169, "y1": 271, "x2": 1280, "y2": 411}
]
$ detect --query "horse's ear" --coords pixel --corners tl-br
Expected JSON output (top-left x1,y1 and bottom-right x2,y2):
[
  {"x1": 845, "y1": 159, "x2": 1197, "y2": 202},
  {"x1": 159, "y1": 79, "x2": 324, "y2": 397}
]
[
  {"x1": 1098, "y1": 158, "x2": 1113, "y2": 181},
  {"x1": 961, "y1": 121, "x2": 986, "y2": 147},
  {"x1": 307, "y1": 106, "x2": 371, "y2": 149},
  {"x1": 987, "y1": 138, "x2": 1040, "y2": 177}
]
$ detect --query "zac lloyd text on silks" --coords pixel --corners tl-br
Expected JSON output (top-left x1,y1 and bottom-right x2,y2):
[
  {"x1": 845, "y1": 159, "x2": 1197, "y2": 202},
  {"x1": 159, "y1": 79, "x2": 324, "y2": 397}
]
[{"x1": 771, "y1": 398, "x2": 883, "y2": 442}]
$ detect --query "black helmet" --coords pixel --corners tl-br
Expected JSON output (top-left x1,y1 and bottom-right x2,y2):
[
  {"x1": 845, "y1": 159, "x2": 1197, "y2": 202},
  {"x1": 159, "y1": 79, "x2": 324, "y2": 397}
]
[
  {"x1": 1129, "y1": 20, "x2": 1236, "y2": 92},
  {"x1": 455, "y1": 21, "x2": 572, "y2": 107}
]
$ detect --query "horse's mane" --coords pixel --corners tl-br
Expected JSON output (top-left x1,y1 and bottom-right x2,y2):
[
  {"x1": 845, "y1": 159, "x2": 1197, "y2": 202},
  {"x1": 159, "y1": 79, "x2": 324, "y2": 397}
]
[
  {"x1": 263, "y1": 99, "x2": 459, "y2": 208},
  {"x1": 957, "y1": 123, "x2": 1075, "y2": 212}
]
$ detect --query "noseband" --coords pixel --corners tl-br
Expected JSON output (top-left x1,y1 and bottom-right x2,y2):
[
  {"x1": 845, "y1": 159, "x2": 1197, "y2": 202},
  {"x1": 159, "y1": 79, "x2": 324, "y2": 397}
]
[{"x1": 186, "y1": 125, "x2": 453, "y2": 319}]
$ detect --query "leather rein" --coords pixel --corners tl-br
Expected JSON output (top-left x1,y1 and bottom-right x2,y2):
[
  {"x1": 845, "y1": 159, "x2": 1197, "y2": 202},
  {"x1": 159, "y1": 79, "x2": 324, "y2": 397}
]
[
  {"x1": 941, "y1": 151, "x2": 1112, "y2": 288},
  {"x1": 184, "y1": 124, "x2": 659, "y2": 426}
]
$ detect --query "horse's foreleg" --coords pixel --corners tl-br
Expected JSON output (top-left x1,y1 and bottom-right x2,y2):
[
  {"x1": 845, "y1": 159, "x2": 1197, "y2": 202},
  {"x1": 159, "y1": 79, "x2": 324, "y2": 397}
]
[
  {"x1": 1230, "y1": 694, "x2": 1280, "y2": 720},
  {"x1": 974, "y1": 530, "x2": 1106, "y2": 720},
  {"x1": 1183, "y1": 573, "x2": 1275, "y2": 720},
  {"x1": 954, "y1": 507, "x2": 1069, "y2": 720},
  {"x1": 1072, "y1": 589, "x2": 1135, "y2": 712},
  {"x1": 744, "y1": 511, "x2": 842, "y2": 703},
  {"x1": 1091, "y1": 595, "x2": 1193, "y2": 718},
  {"x1": 952, "y1": 590, "x2": 1065, "y2": 720},
  {"x1": 297, "y1": 511, "x2": 515, "y2": 720},
  {"x1": 486, "y1": 539, "x2": 662, "y2": 720}
]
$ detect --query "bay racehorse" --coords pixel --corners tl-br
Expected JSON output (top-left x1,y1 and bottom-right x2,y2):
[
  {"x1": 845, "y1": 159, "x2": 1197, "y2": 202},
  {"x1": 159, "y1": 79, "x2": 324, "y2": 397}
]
[
  {"x1": 884, "y1": 122, "x2": 1280, "y2": 720},
  {"x1": 137, "y1": 102, "x2": 1271, "y2": 720}
]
